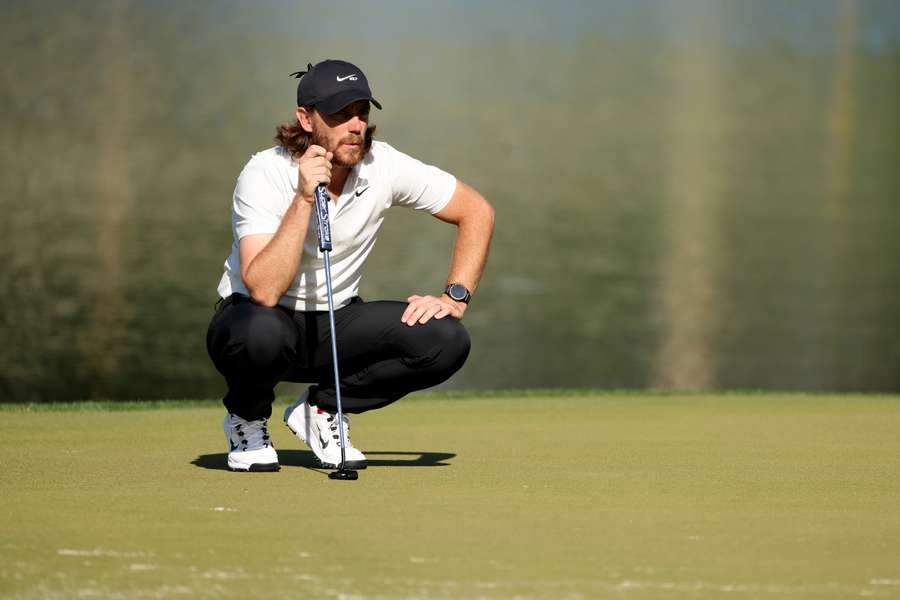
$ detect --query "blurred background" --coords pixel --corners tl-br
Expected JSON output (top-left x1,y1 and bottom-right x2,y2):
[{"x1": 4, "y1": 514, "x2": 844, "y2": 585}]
[{"x1": 1, "y1": 0, "x2": 898, "y2": 402}]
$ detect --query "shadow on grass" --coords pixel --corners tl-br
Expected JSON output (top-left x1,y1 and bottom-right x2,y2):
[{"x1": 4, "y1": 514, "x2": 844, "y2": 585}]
[{"x1": 191, "y1": 450, "x2": 456, "y2": 471}]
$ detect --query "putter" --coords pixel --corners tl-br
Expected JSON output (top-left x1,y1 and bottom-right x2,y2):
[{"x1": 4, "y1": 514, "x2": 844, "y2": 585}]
[{"x1": 314, "y1": 183, "x2": 358, "y2": 481}]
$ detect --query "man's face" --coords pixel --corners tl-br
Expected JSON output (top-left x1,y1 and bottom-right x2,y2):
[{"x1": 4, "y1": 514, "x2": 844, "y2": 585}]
[{"x1": 309, "y1": 100, "x2": 371, "y2": 167}]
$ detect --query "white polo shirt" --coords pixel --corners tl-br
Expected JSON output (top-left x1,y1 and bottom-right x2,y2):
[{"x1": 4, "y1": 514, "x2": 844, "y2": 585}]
[{"x1": 216, "y1": 140, "x2": 457, "y2": 311}]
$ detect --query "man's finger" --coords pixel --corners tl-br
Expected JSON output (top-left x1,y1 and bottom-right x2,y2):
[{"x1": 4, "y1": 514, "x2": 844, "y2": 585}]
[
  {"x1": 404, "y1": 308, "x2": 423, "y2": 326},
  {"x1": 312, "y1": 168, "x2": 330, "y2": 187},
  {"x1": 418, "y1": 304, "x2": 445, "y2": 324},
  {"x1": 434, "y1": 304, "x2": 454, "y2": 319},
  {"x1": 445, "y1": 303, "x2": 464, "y2": 320},
  {"x1": 401, "y1": 302, "x2": 422, "y2": 324},
  {"x1": 408, "y1": 303, "x2": 432, "y2": 326},
  {"x1": 402, "y1": 295, "x2": 444, "y2": 324},
  {"x1": 402, "y1": 295, "x2": 425, "y2": 321}
]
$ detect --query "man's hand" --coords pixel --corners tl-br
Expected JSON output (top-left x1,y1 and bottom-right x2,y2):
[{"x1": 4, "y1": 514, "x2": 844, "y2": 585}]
[
  {"x1": 296, "y1": 145, "x2": 333, "y2": 201},
  {"x1": 401, "y1": 294, "x2": 466, "y2": 326}
]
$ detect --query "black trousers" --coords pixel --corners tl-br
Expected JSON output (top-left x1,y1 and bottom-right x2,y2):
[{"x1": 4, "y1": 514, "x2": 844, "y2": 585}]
[{"x1": 206, "y1": 294, "x2": 471, "y2": 421}]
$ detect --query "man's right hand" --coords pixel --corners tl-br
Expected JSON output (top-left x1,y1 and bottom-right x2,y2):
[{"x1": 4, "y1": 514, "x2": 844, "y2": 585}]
[{"x1": 297, "y1": 144, "x2": 333, "y2": 202}]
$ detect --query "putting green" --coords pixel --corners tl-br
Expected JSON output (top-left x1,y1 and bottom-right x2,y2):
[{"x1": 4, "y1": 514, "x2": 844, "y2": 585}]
[{"x1": 2, "y1": 393, "x2": 899, "y2": 599}]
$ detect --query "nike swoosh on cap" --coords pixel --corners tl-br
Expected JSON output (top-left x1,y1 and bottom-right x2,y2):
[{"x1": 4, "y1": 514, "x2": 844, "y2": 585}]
[{"x1": 336, "y1": 74, "x2": 358, "y2": 82}]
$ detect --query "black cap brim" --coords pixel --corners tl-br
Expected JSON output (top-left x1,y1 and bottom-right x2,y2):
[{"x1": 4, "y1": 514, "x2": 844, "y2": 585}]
[{"x1": 316, "y1": 89, "x2": 382, "y2": 115}]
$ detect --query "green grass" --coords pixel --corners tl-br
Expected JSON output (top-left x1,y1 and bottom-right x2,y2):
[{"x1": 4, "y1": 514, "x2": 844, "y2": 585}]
[{"x1": 2, "y1": 392, "x2": 900, "y2": 599}]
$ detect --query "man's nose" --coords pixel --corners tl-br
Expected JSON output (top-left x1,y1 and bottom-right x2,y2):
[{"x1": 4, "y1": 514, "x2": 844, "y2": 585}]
[{"x1": 347, "y1": 115, "x2": 364, "y2": 132}]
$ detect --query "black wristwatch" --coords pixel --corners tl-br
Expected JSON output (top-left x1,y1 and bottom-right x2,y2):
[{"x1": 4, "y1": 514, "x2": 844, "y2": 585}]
[{"x1": 444, "y1": 283, "x2": 471, "y2": 304}]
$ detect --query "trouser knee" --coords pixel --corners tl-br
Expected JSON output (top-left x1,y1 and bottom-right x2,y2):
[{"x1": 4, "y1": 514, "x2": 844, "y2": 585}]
[
  {"x1": 207, "y1": 301, "x2": 298, "y2": 381},
  {"x1": 413, "y1": 317, "x2": 471, "y2": 377}
]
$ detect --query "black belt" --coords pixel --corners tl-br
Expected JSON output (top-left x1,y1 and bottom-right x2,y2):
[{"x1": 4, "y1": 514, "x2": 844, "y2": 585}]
[{"x1": 214, "y1": 293, "x2": 250, "y2": 313}]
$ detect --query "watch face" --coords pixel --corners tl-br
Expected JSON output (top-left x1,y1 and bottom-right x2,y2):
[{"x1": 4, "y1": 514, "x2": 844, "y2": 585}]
[{"x1": 448, "y1": 284, "x2": 467, "y2": 301}]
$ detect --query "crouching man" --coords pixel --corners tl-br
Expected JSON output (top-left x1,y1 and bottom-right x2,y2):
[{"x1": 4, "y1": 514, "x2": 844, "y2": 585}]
[{"x1": 206, "y1": 59, "x2": 494, "y2": 471}]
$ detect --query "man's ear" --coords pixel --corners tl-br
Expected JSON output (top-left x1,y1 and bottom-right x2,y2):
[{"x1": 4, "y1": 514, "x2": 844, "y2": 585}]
[{"x1": 296, "y1": 106, "x2": 314, "y2": 133}]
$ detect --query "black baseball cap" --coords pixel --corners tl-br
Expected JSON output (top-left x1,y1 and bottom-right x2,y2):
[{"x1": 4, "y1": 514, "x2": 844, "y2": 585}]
[{"x1": 290, "y1": 59, "x2": 382, "y2": 115}]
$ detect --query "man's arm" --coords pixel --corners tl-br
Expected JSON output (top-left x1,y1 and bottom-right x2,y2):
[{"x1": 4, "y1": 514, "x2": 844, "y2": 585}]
[
  {"x1": 241, "y1": 145, "x2": 333, "y2": 307},
  {"x1": 239, "y1": 203, "x2": 311, "y2": 307},
  {"x1": 401, "y1": 180, "x2": 495, "y2": 326}
]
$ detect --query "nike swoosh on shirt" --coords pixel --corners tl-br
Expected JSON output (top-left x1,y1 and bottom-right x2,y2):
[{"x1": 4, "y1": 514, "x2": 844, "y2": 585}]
[
  {"x1": 355, "y1": 186, "x2": 370, "y2": 197},
  {"x1": 336, "y1": 74, "x2": 358, "y2": 82}
]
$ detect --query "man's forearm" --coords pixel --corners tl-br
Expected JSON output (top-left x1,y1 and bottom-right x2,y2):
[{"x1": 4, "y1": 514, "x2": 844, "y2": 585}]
[
  {"x1": 243, "y1": 197, "x2": 313, "y2": 306},
  {"x1": 445, "y1": 202, "x2": 495, "y2": 296}
]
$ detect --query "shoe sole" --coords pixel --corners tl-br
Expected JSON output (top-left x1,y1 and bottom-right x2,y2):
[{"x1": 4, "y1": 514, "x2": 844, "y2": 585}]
[
  {"x1": 318, "y1": 458, "x2": 367, "y2": 470},
  {"x1": 227, "y1": 461, "x2": 280, "y2": 472},
  {"x1": 283, "y1": 420, "x2": 367, "y2": 470}
]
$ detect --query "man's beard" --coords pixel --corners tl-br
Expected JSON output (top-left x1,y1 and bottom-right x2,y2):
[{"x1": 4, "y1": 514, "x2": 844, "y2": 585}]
[{"x1": 312, "y1": 129, "x2": 367, "y2": 168}]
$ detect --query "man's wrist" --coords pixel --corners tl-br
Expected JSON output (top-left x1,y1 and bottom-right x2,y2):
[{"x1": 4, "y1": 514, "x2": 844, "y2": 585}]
[
  {"x1": 294, "y1": 191, "x2": 315, "y2": 206},
  {"x1": 442, "y1": 293, "x2": 467, "y2": 312}
]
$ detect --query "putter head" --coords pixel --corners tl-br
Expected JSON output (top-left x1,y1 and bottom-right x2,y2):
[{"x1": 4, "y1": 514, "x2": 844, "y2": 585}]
[{"x1": 328, "y1": 469, "x2": 358, "y2": 481}]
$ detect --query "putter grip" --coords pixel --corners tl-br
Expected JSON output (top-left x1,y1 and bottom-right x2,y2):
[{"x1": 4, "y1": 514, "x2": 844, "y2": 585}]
[{"x1": 314, "y1": 184, "x2": 332, "y2": 252}]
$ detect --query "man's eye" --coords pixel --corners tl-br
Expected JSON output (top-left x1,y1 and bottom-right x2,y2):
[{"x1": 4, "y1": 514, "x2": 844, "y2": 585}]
[{"x1": 334, "y1": 108, "x2": 367, "y2": 121}]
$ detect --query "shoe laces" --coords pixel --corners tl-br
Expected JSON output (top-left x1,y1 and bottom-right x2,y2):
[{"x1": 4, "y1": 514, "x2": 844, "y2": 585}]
[
  {"x1": 319, "y1": 409, "x2": 352, "y2": 448},
  {"x1": 230, "y1": 415, "x2": 272, "y2": 451}
]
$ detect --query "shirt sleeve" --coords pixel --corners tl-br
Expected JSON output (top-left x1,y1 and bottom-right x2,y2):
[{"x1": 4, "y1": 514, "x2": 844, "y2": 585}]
[
  {"x1": 388, "y1": 145, "x2": 457, "y2": 215},
  {"x1": 232, "y1": 159, "x2": 284, "y2": 240}
]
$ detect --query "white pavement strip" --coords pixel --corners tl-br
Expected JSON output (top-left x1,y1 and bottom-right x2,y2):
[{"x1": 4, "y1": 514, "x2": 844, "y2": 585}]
[
  {"x1": 56, "y1": 548, "x2": 152, "y2": 558},
  {"x1": 185, "y1": 506, "x2": 238, "y2": 512},
  {"x1": 368, "y1": 577, "x2": 900, "y2": 599},
  {"x1": 199, "y1": 568, "x2": 249, "y2": 580},
  {"x1": 9, "y1": 583, "x2": 196, "y2": 600},
  {"x1": 606, "y1": 579, "x2": 882, "y2": 595},
  {"x1": 10, "y1": 578, "x2": 900, "y2": 600},
  {"x1": 30, "y1": 561, "x2": 900, "y2": 599}
]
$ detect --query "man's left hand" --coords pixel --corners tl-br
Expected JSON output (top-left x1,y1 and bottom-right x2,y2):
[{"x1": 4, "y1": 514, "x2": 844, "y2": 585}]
[{"x1": 402, "y1": 294, "x2": 466, "y2": 326}]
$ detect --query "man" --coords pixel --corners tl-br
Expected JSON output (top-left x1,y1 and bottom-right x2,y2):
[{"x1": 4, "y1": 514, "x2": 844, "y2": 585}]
[{"x1": 206, "y1": 59, "x2": 494, "y2": 472}]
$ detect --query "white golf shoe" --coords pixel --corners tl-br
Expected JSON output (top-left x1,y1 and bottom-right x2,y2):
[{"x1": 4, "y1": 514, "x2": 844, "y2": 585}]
[
  {"x1": 223, "y1": 414, "x2": 279, "y2": 472},
  {"x1": 283, "y1": 390, "x2": 367, "y2": 469}
]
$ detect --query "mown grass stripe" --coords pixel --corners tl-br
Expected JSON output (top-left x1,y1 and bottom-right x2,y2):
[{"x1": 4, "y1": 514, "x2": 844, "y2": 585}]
[{"x1": 2, "y1": 389, "x2": 897, "y2": 411}]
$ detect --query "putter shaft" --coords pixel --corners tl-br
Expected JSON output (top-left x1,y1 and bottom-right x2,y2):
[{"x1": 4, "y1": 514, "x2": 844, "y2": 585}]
[{"x1": 315, "y1": 185, "x2": 351, "y2": 475}]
